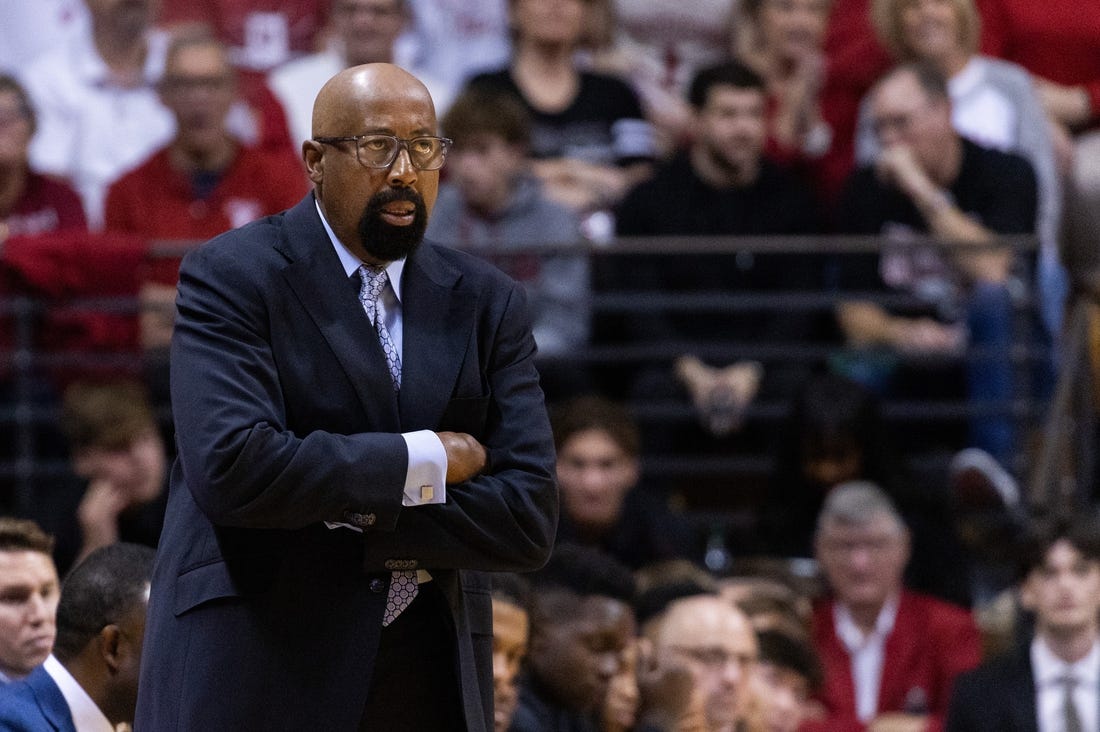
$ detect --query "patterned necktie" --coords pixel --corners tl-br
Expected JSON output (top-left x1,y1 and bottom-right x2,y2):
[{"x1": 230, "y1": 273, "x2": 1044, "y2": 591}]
[
  {"x1": 357, "y1": 265, "x2": 416, "y2": 625},
  {"x1": 1062, "y1": 675, "x2": 1083, "y2": 732},
  {"x1": 357, "y1": 265, "x2": 401, "y2": 392}
]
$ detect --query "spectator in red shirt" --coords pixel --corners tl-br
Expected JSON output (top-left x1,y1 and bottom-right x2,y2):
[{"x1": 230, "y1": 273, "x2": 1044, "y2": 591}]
[
  {"x1": 0, "y1": 74, "x2": 86, "y2": 243},
  {"x1": 735, "y1": 0, "x2": 835, "y2": 179},
  {"x1": 104, "y1": 33, "x2": 308, "y2": 349},
  {"x1": 807, "y1": 481, "x2": 982, "y2": 732}
]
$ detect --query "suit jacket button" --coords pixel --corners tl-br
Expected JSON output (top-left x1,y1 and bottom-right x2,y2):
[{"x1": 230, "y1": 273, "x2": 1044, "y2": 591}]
[{"x1": 369, "y1": 578, "x2": 385, "y2": 593}]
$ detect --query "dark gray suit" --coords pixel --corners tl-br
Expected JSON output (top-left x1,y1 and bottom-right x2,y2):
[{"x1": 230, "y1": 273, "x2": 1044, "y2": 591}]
[
  {"x1": 134, "y1": 194, "x2": 558, "y2": 730},
  {"x1": 945, "y1": 647, "x2": 1038, "y2": 732}
]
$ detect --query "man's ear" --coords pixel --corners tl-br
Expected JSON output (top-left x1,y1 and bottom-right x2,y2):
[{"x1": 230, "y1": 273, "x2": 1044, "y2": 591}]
[
  {"x1": 98, "y1": 624, "x2": 123, "y2": 675},
  {"x1": 303, "y1": 140, "x2": 324, "y2": 185}
]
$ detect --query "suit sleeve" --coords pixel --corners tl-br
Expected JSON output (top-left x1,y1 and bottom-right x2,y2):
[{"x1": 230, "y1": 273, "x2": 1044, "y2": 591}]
[
  {"x1": 943, "y1": 670, "x2": 983, "y2": 732},
  {"x1": 358, "y1": 279, "x2": 558, "y2": 571},
  {"x1": 170, "y1": 241, "x2": 411, "y2": 532}
]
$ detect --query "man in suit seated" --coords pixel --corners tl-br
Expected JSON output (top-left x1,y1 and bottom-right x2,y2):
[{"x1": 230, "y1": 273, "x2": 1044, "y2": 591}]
[
  {"x1": 0, "y1": 542, "x2": 154, "y2": 731},
  {"x1": 946, "y1": 514, "x2": 1100, "y2": 732},
  {"x1": 0, "y1": 518, "x2": 58, "y2": 686},
  {"x1": 806, "y1": 481, "x2": 981, "y2": 732}
]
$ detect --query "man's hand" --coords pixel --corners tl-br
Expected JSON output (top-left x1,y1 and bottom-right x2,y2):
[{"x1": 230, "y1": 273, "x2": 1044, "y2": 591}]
[
  {"x1": 436, "y1": 431, "x2": 487, "y2": 484},
  {"x1": 876, "y1": 145, "x2": 934, "y2": 202},
  {"x1": 890, "y1": 317, "x2": 966, "y2": 354},
  {"x1": 636, "y1": 640, "x2": 707, "y2": 732},
  {"x1": 1034, "y1": 76, "x2": 1092, "y2": 129},
  {"x1": 675, "y1": 356, "x2": 763, "y2": 436},
  {"x1": 867, "y1": 712, "x2": 929, "y2": 732},
  {"x1": 77, "y1": 479, "x2": 128, "y2": 559}
]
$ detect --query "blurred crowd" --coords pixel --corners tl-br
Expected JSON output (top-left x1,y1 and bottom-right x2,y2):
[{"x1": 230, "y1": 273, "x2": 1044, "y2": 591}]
[{"x1": 2, "y1": 0, "x2": 1100, "y2": 729}]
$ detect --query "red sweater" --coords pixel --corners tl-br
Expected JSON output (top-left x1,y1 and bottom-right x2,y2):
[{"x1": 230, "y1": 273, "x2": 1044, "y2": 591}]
[
  {"x1": 803, "y1": 592, "x2": 982, "y2": 732},
  {"x1": 104, "y1": 144, "x2": 309, "y2": 283},
  {"x1": 817, "y1": 0, "x2": 895, "y2": 205},
  {"x1": 978, "y1": 0, "x2": 1100, "y2": 125}
]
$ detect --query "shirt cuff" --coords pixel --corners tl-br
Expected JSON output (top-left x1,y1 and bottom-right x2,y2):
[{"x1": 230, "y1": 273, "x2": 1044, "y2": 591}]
[{"x1": 401, "y1": 429, "x2": 447, "y2": 506}]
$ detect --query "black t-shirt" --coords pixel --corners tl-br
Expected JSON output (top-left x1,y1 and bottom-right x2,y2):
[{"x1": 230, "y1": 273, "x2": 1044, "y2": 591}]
[
  {"x1": 464, "y1": 69, "x2": 654, "y2": 166},
  {"x1": 605, "y1": 154, "x2": 826, "y2": 357},
  {"x1": 836, "y1": 138, "x2": 1038, "y2": 305}
]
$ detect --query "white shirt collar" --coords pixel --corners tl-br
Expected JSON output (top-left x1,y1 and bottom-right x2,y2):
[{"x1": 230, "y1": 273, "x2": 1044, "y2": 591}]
[
  {"x1": 835, "y1": 594, "x2": 900, "y2": 652},
  {"x1": 949, "y1": 56, "x2": 988, "y2": 99},
  {"x1": 43, "y1": 654, "x2": 114, "y2": 732},
  {"x1": 314, "y1": 198, "x2": 405, "y2": 302},
  {"x1": 1032, "y1": 636, "x2": 1100, "y2": 688}
]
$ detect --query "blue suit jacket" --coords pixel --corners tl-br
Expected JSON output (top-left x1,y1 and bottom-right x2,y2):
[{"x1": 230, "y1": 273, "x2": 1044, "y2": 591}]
[
  {"x1": 0, "y1": 666, "x2": 76, "y2": 732},
  {"x1": 134, "y1": 194, "x2": 558, "y2": 731}
]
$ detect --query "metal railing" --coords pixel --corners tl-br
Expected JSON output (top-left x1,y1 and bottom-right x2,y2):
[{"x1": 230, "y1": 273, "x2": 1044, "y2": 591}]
[{"x1": 1, "y1": 233, "x2": 1066, "y2": 517}]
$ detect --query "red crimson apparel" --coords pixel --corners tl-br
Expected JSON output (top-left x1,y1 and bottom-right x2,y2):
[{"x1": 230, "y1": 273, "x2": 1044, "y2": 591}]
[
  {"x1": 804, "y1": 591, "x2": 982, "y2": 732},
  {"x1": 978, "y1": 0, "x2": 1100, "y2": 128},
  {"x1": 104, "y1": 145, "x2": 309, "y2": 284}
]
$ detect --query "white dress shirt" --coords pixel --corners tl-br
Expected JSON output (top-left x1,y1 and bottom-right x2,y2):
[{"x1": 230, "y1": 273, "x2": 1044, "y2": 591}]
[
  {"x1": 315, "y1": 200, "x2": 448, "y2": 512},
  {"x1": 43, "y1": 654, "x2": 114, "y2": 732},
  {"x1": 1033, "y1": 636, "x2": 1100, "y2": 732},
  {"x1": 18, "y1": 29, "x2": 175, "y2": 229},
  {"x1": 835, "y1": 596, "x2": 900, "y2": 723}
]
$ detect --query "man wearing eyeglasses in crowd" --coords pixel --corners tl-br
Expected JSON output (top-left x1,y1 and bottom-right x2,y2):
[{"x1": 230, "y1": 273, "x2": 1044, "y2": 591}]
[
  {"x1": 134, "y1": 62, "x2": 558, "y2": 731},
  {"x1": 806, "y1": 481, "x2": 981, "y2": 732},
  {"x1": 647, "y1": 593, "x2": 760, "y2": 732}
]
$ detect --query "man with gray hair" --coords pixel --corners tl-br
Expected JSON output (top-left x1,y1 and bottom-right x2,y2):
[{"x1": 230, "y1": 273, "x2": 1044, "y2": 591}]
[{"x1": 805, "y1": 481, "x2": 981, "y2": 732}]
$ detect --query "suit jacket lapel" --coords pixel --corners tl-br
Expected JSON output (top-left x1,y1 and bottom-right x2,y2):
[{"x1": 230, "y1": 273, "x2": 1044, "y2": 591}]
[
  {"x1": 399, "y1": 242, "x2": 477, "y2": 430},
  {"x1": 276, "y1": 196, "x2": 400, "y2": 430},
  {"x1": 28, "y1": 666, "x2": 75, "y2": 732},
  {"x1": 1011, "y1": 648, "x2": 1039, "y2": 732}
]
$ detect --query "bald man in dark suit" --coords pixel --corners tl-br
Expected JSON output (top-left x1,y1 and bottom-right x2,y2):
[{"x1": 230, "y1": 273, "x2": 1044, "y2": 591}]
[{"x1": 135, "y1": 63, "x2": 558, "y2": 731}]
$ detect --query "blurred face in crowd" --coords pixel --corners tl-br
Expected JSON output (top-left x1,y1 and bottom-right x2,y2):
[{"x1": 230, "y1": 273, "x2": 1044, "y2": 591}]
[
  {"x1": 0, "y1": 549, "x2": 59, "y2": 680},
  {"x1": 1021, "y1": 540, "x2": 1100, "y2": 642},
  {"x1": 447, "y1": 132, "x2": 526, "y2": 215},
  {"x1": 84, "y1": 0, "x2": 158, "y2": 37},
  {"x1": 334, "y1": 0, "x2": 407, "y2": 67},
  {"x1": 754, "y1": 662, "x2": 812, "y2": 732},
  {"x1": 510, "y1": 0, "x2": 587, "y2": 48},
  {"x1": 756, "y1": 0, "x2": 830, "y2": 62},
  {"x1": 0, "y1": 88, "x2": 32, "y2": 171},
  {"x1": 898, "y1": 0, "x2": 965, "y2": 62},
  {"x1": 658, "y1": 597, "x2": 759, "y2": 732},
  {"x1": 306, "y1": 65, "x2": 441, "y2": 265},
  {"x1": 870, "y1": 70, "x2": 954, "y2": 172},
  {"x1": 815, "y1": 512, "x2": 909, "y2": 613},
  {"x1": 694, "y1": 84, "x2": 767, "y2": 184},
  {"x1": 556, "y1": 428, "x2": 640, "y2": 536},
  {"x1": 530, "y1": 596, "x2": 635, "y2": 713},
  {"x1": 492, "y1": 598, "x2": 529, "y2": 732},
  {"x1": 159, "y1": 41, "x2": 237, "y2": 157},
  {"x1": 73, "y1": 429, "x2": 166, "y2": 506}
]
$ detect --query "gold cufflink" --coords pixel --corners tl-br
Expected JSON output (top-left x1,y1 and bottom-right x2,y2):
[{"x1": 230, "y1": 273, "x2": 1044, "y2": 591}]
[{"x1": 420, "y1": 485, "x2": 433, "y2": 502}]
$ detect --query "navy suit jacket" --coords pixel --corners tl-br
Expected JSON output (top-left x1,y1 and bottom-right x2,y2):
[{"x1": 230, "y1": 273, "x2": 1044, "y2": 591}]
[
  {"x1": 0, "y1": 666, "x2": 76, "y2": 732},
  {"x1": 945, "y1": 646, "x2": 1041, "y2": 732},
  {"x1": 135, "y1": 195, "x2": 558, "y2": 731}
]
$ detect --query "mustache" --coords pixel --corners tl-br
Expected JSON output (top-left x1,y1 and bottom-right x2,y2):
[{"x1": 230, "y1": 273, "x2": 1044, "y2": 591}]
[{"x1": 369, "y1": 188, "x2": 424, "y2": 208}]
